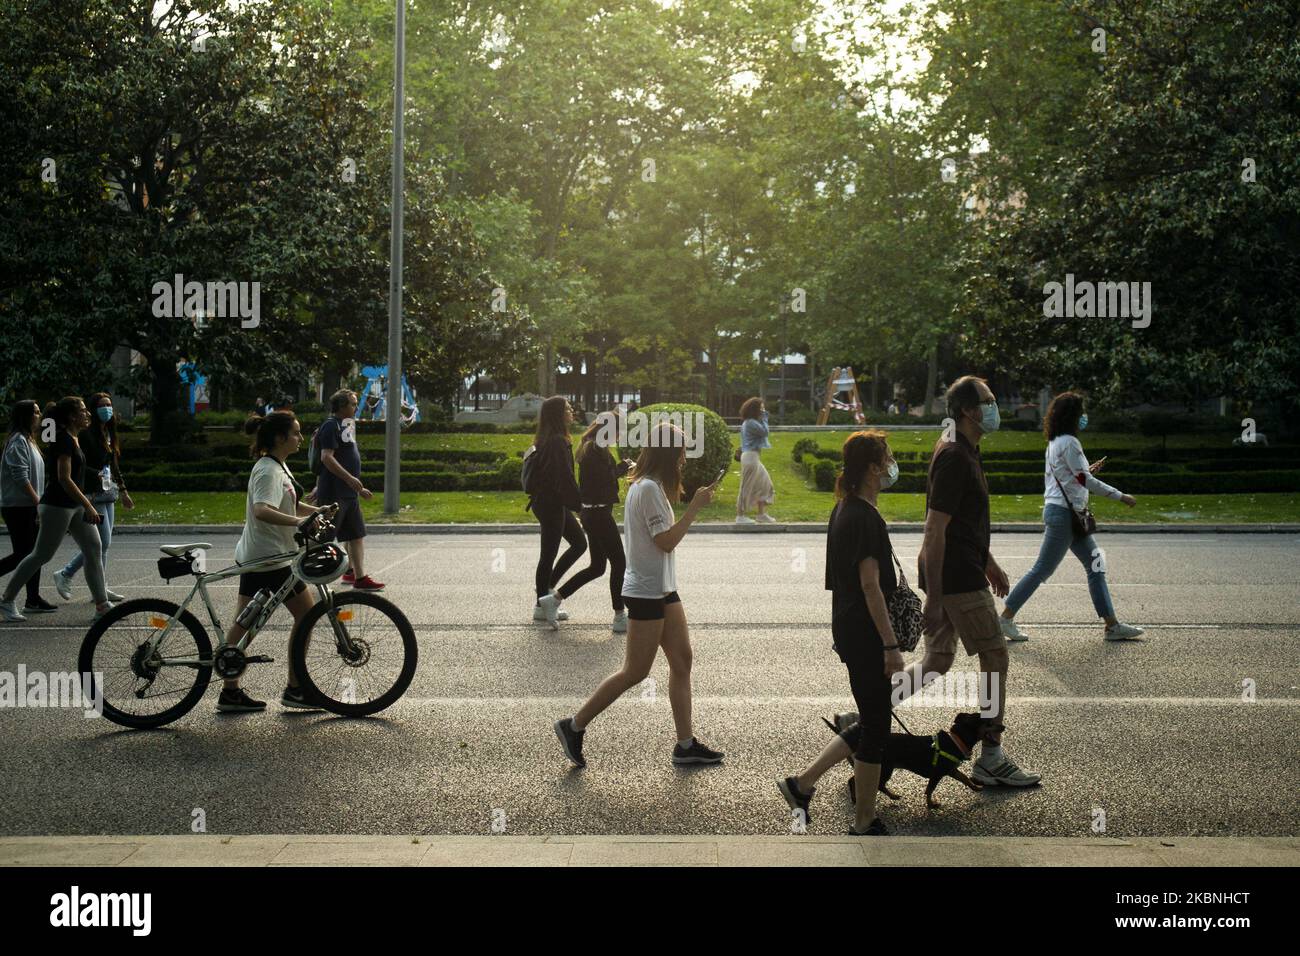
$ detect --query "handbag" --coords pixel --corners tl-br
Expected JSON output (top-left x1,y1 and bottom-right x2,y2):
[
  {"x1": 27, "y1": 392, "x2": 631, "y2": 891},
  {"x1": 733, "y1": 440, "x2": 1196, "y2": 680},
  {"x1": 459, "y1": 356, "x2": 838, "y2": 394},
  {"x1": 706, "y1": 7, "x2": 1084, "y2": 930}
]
[
  {"x1": 1052, "y1": 467, "x2": 1097, "y2": 537},
  {"x1": 886, "y1": 551, "x2": 924, "y2": 652}
]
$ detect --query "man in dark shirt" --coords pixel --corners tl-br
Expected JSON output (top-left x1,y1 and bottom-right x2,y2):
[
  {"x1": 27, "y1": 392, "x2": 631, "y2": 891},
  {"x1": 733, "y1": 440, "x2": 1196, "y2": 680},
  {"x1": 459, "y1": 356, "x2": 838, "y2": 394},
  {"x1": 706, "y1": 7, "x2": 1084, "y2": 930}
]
[
  {"x1": 906, "y1": 375, "x2": 1040, "y2": 788},
  {"x1": 316, "y1": 389, "x2": 383, "y2": 591}
]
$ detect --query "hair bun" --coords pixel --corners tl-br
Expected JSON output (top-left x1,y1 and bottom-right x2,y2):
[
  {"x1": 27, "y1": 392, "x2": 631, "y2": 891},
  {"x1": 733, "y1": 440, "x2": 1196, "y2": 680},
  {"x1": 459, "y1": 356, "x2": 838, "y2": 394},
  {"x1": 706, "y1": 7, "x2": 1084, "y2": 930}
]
[{"x1": 243, "y1": 414, "x2": 264, "y2": 435}]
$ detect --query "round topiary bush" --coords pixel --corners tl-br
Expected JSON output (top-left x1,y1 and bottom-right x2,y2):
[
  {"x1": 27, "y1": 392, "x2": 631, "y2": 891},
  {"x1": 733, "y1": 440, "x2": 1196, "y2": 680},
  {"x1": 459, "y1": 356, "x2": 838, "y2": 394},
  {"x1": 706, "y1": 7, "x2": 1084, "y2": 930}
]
[
  {"x1": 792, "y1": 437, "x2": 819, "y2": 462},
  {"x1": 629, "y1": 403, "x2": 732, "y2": 500}
]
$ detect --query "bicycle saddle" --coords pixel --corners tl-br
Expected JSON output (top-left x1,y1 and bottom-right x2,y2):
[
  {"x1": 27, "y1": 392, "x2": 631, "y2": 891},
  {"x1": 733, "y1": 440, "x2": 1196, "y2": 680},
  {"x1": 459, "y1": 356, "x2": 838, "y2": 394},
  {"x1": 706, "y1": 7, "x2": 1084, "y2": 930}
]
[{"x1": 159, "y1": 542, "x2": 213, "y2": 557}]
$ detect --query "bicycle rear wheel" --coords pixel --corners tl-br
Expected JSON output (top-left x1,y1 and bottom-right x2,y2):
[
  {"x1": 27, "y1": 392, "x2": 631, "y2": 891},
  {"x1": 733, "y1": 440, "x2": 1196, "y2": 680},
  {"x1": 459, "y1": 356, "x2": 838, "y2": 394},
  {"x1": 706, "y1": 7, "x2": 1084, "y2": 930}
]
[
  {"x1": 78, "y1": 599, "x2": 213, "y2": 729},
  {"x1": 290, "y1": 591, "x2": 417, "y2": 717}
]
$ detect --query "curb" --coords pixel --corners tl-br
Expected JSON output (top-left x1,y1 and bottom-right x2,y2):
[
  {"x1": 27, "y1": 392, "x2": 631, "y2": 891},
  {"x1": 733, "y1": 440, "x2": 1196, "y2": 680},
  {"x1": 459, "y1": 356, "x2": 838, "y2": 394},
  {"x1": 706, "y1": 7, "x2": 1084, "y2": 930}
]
[
  {"x1": 3, "y1": 835, "x2": 1296, "y2": 867},
  {"x1": 94, "y1": 522, "x2": 1300, "y2": 536}
]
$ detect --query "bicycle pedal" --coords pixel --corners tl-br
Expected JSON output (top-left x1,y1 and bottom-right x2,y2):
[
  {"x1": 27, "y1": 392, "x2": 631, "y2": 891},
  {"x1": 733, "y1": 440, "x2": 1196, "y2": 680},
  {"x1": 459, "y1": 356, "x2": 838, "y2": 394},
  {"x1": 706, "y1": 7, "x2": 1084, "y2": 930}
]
[{"x1": 243, "y1": 655, "x2": 275, "y2": 664}]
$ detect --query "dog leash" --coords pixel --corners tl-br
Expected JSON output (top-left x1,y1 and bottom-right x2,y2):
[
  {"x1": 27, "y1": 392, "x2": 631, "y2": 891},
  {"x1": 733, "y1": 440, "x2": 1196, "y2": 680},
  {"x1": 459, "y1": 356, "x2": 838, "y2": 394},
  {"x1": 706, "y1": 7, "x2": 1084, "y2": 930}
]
[{"x1": 890, "y1": 709, "x2": 915, "y2": 736}]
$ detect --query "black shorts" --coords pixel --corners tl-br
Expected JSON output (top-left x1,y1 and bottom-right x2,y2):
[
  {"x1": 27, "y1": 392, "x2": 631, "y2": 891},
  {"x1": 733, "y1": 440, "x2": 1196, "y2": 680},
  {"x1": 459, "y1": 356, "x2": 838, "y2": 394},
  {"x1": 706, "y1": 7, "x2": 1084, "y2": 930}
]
[
  {"x1": 322, "y1": 496, "x2": 366, "y2": 542},
  {"x1": 623, "y1": 591, "x2": 681, "y2": 621},
  {"x1": 238, "y1": 565, "x2": 307, "y2": 599}
]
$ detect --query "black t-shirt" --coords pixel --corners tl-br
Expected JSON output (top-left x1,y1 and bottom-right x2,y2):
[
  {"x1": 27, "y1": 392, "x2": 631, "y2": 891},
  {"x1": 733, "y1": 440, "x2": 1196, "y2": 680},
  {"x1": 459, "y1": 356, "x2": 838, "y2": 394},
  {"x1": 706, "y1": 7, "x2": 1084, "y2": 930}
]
[
  {"x1": 41, "y1": 431, "x2": 84, "y2": 508},
  {"x1": 825, "y1": 495, "x2": 896, "y2": 642},
  {"x1": 921, "y1": 433, "x2": 991, "y2": 595}
]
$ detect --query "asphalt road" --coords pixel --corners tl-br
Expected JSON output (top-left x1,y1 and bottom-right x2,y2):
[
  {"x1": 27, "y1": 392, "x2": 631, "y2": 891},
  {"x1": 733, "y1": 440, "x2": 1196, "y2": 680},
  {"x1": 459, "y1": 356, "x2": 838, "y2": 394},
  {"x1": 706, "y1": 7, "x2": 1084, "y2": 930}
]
[{"x1": 1, "y1": 530, "x2": 1297, "y2": 838}]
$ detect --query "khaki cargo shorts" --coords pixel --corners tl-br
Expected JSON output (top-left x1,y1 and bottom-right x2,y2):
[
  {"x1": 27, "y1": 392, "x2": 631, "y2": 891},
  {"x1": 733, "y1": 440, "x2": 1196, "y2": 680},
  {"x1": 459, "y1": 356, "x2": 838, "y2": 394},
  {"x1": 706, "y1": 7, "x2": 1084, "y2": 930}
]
[{"x1": 924, "y1": 588, "x2": 1005, "y2": 657}]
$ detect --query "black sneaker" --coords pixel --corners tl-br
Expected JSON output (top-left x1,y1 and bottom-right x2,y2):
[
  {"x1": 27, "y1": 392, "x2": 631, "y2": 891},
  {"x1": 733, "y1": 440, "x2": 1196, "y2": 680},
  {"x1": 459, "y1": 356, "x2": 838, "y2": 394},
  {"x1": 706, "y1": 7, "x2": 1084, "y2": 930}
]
[
  {"x1": 671, "y1": 737, "x2": 724, "y2": 765},
  {"x1": 216, "y1": 687, "x2": 266, "y2": 713},
  {"x1": 848, "y1": 817, "x2": 889, "y2": 836},
  {"x1": 281, "y1": 686, "x2": 322, "y2": 710},
  {"x1": 777, "y1": 776, "x2": 814, "y2": 827},
  {"x1": 554, "y1": 718, "x2": 586, "y2": 767},
  {"x1": 23, "y1": 596, "x2": 58, "y2": 613}
]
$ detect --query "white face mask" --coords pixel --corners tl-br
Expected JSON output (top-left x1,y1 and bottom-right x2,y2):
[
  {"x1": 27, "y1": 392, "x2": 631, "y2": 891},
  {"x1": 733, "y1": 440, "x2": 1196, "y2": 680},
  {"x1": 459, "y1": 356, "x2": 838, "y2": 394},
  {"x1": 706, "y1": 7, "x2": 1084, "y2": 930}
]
[{"x1": 879, "y1": 459, "x2": 899, "y2": 489}]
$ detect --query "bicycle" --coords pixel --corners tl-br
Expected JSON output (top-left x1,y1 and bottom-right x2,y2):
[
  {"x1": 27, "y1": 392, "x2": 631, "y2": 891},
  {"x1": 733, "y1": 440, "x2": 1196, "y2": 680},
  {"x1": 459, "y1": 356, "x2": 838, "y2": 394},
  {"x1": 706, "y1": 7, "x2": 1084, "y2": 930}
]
[{"x1": 78, "y1": 507, "x2": 417, "y2": 729}]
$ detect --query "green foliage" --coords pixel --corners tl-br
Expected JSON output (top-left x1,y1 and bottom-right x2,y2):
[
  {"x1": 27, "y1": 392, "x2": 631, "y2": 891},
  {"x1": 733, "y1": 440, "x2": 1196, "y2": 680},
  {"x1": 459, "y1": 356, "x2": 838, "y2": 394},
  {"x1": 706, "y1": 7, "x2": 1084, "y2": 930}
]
[{"x1": 633, "y1": 402, "x2": 732, "y2": 499}]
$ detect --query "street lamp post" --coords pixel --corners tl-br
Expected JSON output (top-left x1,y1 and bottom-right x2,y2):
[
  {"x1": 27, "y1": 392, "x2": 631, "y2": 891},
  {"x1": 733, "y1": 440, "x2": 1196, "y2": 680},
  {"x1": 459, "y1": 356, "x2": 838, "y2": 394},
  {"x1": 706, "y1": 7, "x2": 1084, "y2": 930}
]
[{"x1": 383, "y1": 0, "x2": 406, "y2": 514}]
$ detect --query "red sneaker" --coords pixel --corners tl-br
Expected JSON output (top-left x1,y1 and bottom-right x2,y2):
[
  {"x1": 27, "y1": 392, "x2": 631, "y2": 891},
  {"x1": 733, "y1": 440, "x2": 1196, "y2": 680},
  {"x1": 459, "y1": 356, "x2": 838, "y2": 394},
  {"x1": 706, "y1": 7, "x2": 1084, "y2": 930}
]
[
  {"x1": 351, "y1": 575, "x2": 385, "y2": 591},
  {"x1": 341, "y1": 572, "x2": 356, "y2": 585}
]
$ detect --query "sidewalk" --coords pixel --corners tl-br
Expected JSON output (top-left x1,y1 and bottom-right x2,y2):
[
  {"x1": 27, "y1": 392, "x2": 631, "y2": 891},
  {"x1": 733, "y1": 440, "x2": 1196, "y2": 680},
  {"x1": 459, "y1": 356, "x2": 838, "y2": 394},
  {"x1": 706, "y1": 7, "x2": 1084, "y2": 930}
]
[
  {"x1": 3, "y1": 835, "x2": 1296, "y2": 867},
  {"x1": 100, "y1": 523, "x2": 1300, "y2": 536}
]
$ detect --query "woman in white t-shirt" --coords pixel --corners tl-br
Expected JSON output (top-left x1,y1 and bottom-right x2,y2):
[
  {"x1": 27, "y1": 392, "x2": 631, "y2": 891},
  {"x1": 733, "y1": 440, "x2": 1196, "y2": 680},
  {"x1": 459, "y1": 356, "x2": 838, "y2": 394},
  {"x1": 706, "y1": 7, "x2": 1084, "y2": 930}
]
[
  {"x1": 999, "y1": 392, "x2": 1144, "y2": 642},
  {"x1": 554, "y1": 422, "x2": 724, "y2": 767},
  {"x1": 217, "y1": 410, "x2": 331, "y2": 714}
]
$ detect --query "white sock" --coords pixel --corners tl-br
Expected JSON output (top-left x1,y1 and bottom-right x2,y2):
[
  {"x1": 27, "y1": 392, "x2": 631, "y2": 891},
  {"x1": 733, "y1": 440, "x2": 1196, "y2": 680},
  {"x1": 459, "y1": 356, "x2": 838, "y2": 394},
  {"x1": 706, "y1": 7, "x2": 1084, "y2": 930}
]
[
  {"x1": 981, "y1": 742, "x2": 1003, "y2": 764},
  {"x1": 678, "y1": 736, "x2": 694, "y2": 749},
  {"x1": 570, "y1": 716, "x2": 585, "y2": 733}
]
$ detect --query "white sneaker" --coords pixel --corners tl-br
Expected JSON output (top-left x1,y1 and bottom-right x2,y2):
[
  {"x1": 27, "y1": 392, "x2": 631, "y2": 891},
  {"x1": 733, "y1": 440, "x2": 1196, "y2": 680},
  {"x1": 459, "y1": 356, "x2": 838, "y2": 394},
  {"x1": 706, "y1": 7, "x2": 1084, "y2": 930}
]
[
  {"x1": 536, "y1": 592, "x2": 560, "y2": 630},
  {"x1": 999, "y1": 616, "x2": 1029, "y2": 642},
  {"x1": 754, "y1": 513, "x2": 777, "y2": 523},
  {"x1": 93, "y1": 602, "x2": 118, "y2": 620},
  {"x1": 973, "y1": 754, "x2": 1041, "y2": 787},
  {"x1": 52, "y1": 570, "x2": 72, "y2": 601},
  {"x1": 533, "y1": 605, "x2": 569, "y2": 622},
  {"x1": 105, "y1": 589, "x2": 127, "y2": 603},
  {"x1": 735, "y1": 515, "x2": 756, "y2": 524},
  {"x1": 1104, "y1": 622, "x2": 1145, "y2": 641},
  {"x1": 612, "y1": 610, "x2": 628, "y2": 634},
  {"x1": 0, "y1": 600, "x2": 26, "y2": 623}
]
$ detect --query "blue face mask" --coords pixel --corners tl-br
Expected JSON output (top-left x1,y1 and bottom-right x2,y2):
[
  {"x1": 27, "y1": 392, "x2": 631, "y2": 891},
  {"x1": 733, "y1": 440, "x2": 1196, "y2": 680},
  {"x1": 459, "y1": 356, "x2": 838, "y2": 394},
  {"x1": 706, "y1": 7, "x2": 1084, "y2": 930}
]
[
  {"x1": 978, "y1": 401, "x2": 1000, "y2": 433},
  {"x1": 1078, "y1": 413, "x2": 1088, "y2": 431},
  {"x1": 879, "y1": 459, "x2": 899, "y2": 489},
  {"x1": 96, "y1": 407, "x2": 114, "y2": 423}
]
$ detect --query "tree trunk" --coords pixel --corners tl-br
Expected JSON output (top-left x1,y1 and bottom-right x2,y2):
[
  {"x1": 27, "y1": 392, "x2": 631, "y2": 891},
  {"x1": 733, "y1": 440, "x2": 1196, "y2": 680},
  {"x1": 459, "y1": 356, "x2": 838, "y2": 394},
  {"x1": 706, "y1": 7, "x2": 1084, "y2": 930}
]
[
  {"x1": 148, "y1": 353, "x2": 185, "y2": 446},
  {"x1": 872, "y1": 361, "x2": 880, "y2": 411},
  {"x1": 923, "y1": 343, "x2": 939, "y2": 417}
]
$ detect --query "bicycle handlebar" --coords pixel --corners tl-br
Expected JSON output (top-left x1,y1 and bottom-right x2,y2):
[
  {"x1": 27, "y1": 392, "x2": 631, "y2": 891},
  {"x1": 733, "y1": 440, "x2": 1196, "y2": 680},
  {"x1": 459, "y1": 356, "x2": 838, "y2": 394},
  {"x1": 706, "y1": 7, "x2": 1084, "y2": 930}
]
[{"x1": 296, "y1": 505, "x2": 339, "y2": 545}]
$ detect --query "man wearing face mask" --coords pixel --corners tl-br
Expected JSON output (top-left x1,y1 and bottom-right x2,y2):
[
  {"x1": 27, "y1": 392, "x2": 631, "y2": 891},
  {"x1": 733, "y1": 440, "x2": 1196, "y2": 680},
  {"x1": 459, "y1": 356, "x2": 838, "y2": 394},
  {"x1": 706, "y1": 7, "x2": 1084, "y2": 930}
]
[{"x1": 902, "y1": 375, "x2": 1041, "y2": 788}]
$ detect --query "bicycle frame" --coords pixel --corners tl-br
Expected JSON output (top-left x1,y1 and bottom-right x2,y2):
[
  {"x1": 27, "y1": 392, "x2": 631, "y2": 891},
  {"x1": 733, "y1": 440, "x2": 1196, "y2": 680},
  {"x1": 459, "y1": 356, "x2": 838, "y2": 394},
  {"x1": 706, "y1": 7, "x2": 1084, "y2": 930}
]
[{"x1": 142, "y1": 549, "x2": 335, "y2": 669}]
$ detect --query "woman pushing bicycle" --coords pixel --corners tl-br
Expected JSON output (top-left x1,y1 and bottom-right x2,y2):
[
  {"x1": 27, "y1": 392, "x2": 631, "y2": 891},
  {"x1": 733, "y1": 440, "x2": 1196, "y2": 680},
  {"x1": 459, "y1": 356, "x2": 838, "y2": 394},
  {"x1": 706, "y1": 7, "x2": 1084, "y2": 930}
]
[{"x1": 217, "y1": 410, "x2": 333, "y2": 714}]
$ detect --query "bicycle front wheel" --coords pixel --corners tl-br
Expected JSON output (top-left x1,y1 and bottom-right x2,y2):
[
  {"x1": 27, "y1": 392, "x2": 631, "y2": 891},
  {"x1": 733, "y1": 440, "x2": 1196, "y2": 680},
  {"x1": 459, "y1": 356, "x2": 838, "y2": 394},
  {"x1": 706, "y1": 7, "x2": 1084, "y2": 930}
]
[
  {"x1": 78, "y1": 598, "x2": 213, "y2": 729},
  {"x1": 290, "y1": 591, "x2": 417, "y2": 717}
]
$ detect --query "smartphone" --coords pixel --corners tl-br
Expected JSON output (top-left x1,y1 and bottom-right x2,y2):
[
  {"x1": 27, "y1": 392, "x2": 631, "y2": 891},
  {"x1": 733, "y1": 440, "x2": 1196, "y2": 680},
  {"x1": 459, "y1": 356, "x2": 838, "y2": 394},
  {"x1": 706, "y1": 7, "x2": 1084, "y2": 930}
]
[{"x1": 714, "y1": 467, "x2": 727, "y2": 484}]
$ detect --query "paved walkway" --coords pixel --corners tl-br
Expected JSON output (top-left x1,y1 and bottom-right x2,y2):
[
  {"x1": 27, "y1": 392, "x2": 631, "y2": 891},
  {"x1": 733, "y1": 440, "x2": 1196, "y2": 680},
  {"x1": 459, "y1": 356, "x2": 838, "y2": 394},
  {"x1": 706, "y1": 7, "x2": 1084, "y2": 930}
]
[{"x1": 3, "y1": 835, "x2": 1297, "y2": 867}]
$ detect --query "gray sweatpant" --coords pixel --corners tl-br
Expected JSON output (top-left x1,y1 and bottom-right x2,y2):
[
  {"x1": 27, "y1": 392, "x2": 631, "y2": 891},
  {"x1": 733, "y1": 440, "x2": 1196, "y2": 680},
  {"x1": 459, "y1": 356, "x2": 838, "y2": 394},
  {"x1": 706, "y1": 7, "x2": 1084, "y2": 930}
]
[{"x1": 2, "y1": 504, "x2": 106, "y2": 605}]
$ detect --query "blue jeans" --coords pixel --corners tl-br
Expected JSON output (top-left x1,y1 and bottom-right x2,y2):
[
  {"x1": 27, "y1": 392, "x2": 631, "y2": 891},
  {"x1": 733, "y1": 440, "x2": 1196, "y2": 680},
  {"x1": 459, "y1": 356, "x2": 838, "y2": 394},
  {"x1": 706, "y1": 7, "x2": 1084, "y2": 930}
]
[
  {"x1": 1005, "y1": 504, "x2": 1115, "y2": 619},
  {"x1": 62, "y1": 499, "x2": 114, "y2": 579}
]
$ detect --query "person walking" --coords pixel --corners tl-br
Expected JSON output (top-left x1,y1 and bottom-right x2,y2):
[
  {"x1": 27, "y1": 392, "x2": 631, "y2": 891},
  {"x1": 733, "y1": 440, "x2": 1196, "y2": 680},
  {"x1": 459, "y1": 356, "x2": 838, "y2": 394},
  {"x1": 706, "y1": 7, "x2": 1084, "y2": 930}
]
[
  {"x1": 777, "y1": 430, "x2": 904, "y2": 834},
  {"x1": 0, "y1": 400, "x2": 57, "y2": 614},
  {"x1": 529, "y1": 396, "x2": 587, "y2": 629},
  {"x1": 51, "y1": 392, "x2": 133, "y2": 603},
  {"x1": 736, "y1": 397, "x2": 775, "y2": 523},
  {"x1": 216, "y1": 410, "x2": 329, "y2": 713},
  {"x1": 999, "y1": 392, "x2": 1143, "y2": 642},
  {"x1": 544, "y1": 412, "x2": 631, "y2": 633},
  {"x1": 0, "y1": 397, "x2": 113, "y2": 622},
  {"x1": 902, "y1": 375, "x2": 1041, "y2": 788},
  {"x1": 554, "y1": 422, "x2": 723, "y2": 767},
  {"x1": 313, "y1": 389, "x2": 383, "y2": 591}
]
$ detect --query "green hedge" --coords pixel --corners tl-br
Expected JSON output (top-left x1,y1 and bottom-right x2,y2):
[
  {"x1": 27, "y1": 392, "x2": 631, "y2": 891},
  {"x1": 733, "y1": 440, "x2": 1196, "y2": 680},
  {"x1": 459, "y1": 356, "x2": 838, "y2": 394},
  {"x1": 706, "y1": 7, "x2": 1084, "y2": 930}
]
[{"x1": 634, "y1": 403, "x2": 732, "y2": 499}]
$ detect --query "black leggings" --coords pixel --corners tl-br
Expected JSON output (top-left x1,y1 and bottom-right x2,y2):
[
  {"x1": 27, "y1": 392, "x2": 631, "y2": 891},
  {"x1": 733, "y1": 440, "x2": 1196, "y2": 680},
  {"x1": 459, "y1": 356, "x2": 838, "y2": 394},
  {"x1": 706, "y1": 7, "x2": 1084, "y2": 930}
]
[
  {"x1": 533, "y1": 498, "x2": 587, "y2": 599},
  {"x1": 834, "y1": 631, "x2": 892, "y2": 764},
  {"x1": 0, "y1": 506, "x2": 41, "y2": 603},
  {"x1": 557, "y1": 506, "x2": 626, "y2": 612}
]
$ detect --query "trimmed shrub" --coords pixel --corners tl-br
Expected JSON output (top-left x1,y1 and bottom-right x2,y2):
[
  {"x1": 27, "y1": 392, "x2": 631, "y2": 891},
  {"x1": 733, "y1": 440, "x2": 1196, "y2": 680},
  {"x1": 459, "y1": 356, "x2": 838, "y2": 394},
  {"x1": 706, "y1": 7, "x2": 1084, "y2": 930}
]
[
  {"x1": 633, "y1": 403, "x2": 731, "y2": 500},
  {"x1": 792, "y1": 437, "x2": 819, "y2": 462},
  {"x1": 811, "y1": 457, "x2": 837, "y2": 491}
]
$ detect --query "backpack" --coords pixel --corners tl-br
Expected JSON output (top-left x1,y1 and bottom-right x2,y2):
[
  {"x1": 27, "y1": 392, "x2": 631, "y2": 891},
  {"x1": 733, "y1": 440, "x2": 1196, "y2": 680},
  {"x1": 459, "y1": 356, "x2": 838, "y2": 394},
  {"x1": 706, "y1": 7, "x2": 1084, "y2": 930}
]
[{"x1": 521, "y1": 444, "x2": 543, "y2": 495}]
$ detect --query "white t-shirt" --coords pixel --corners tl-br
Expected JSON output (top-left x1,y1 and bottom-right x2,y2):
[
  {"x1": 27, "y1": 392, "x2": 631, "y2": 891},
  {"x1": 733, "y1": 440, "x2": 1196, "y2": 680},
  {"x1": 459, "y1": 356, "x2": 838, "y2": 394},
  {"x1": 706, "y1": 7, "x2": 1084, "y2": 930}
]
[
  {"x1": 621, "y1": 477, "x2": 677, "y2": 598},
  {"x1": 234, "y1": 456, "x2": 299, "y2": 568},
  {"x1": 1043, "y1": 435, "x2": 1122, "y2": 511}
]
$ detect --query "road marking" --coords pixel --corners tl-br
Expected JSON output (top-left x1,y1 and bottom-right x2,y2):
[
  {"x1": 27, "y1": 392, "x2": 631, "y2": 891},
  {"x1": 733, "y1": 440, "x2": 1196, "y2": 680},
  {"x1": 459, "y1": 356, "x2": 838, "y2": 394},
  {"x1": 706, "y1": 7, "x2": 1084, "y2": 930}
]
[{"x1": 386, "y1": 695, "x2": 1300, "y2": 707}]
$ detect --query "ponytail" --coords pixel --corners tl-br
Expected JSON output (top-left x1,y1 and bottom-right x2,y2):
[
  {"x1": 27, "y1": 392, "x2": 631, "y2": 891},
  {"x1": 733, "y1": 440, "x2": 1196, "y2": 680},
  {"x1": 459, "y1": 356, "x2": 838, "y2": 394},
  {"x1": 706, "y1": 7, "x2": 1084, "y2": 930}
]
[{"x1": 245, "y1": 410, "x2": 298, "y2": 457}]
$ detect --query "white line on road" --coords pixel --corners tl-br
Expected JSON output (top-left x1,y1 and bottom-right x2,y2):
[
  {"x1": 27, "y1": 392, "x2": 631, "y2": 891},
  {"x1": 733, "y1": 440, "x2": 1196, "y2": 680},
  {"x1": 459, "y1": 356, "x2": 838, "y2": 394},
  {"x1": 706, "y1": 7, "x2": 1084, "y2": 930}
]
[{"x1": 390, "y1": 695, "x2": 1300, "y2": 707}]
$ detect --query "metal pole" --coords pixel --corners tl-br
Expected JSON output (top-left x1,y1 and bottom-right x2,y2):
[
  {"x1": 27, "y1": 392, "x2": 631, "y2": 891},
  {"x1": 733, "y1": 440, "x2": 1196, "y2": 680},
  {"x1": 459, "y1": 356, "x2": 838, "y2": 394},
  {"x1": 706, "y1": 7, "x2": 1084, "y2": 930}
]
[{"x1": 383, "y1": 0, "x2": 406, "y2": 514}]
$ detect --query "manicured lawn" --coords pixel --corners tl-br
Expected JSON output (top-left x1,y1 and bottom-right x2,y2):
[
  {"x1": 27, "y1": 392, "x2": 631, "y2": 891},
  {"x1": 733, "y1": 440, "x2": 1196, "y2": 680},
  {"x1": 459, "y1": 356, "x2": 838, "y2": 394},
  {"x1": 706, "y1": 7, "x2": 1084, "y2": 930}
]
[{"x1": 115, "y1": 429, "x2": 1298, "y2": 524}]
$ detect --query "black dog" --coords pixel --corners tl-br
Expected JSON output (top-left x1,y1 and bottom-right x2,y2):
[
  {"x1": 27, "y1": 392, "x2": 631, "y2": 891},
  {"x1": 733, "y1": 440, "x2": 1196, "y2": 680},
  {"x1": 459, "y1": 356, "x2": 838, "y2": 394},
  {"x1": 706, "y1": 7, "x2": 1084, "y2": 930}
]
[{"x1": 823, "y1": 711, "x2": 1000, "y2": 809}]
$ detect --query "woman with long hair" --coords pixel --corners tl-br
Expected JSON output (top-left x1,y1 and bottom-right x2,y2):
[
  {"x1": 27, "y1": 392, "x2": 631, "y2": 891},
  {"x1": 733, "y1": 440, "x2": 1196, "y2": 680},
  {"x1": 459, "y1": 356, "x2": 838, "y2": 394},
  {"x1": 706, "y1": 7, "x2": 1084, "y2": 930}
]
[
  {"x1": 999, "y1": 392, "x2": 1143, "y2": 642},
  {"x1": 0, "y1": 397, "x2": 113, "y2": 622},
  {"x1": 0, "y1": 400, "x2": 56, "y2": 613},
  {"x1": 776, "y1": 430, "x2": 903, "y2": 835},
  {"x1": 529, "y1": 396, "x2": 587, "y2": 629},
  {"x1": 52, "y1": 391, "x2": 133, "y2": 602},
  {"x1": 216, "y1": 410, "x2": 330, "y2": 712},
  {"x1": 736, "y1": 396, "x2": 775, "y2": 523},
  {"x1": 543, "y1": 411, "x2": 631, "y2": 633},
  {"x1": 554, "y1": 422, "x2": 723, "y2": 767}
]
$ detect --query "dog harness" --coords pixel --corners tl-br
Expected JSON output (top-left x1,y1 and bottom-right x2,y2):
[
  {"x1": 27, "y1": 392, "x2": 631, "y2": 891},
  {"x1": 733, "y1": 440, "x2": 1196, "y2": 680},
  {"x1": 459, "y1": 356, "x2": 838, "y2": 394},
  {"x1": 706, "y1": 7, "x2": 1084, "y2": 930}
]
[{"x1": 930, "y1": 731, "x2": 968, "y2": 768}]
